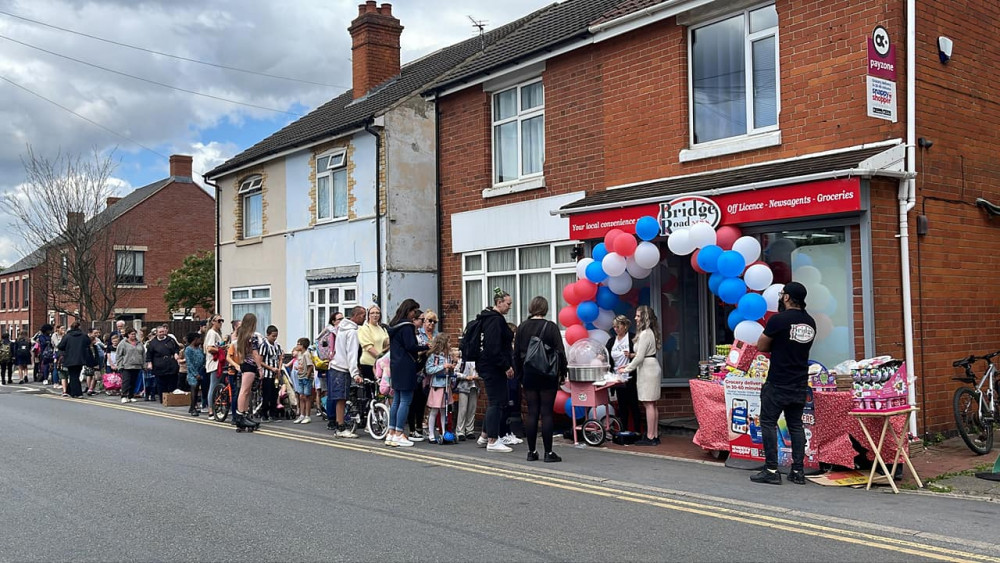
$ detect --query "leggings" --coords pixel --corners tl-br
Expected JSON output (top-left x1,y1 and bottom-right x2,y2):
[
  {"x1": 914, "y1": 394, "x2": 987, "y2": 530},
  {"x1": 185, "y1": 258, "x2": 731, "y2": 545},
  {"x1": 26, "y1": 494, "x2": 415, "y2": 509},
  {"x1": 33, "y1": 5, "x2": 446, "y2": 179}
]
[
  {"x1": 121, "y1": 369, "x2": 138, "y2": 400},
  {"x1": 408, "y1": 383, "x2": 427, "y2": 433},
  {"x1": 524, "y1": 388, "x2": 557, "y2": 454},
  {"x1": 480, "y1": 371, "x2": 507, "y2": 439}
]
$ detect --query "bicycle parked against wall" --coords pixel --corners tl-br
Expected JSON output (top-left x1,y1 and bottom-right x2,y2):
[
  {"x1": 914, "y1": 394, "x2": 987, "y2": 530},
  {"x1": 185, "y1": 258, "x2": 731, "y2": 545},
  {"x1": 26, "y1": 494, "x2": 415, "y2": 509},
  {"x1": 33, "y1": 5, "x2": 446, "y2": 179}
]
[{"x1": 952, "y1": 351, "x2": 1000, "y2": 455}]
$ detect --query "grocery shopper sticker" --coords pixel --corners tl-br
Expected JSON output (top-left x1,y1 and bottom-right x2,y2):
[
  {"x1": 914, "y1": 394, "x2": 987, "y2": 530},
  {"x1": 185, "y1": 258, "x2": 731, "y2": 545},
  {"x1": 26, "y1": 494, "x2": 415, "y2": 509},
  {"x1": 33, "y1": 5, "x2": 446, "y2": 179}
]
[{"x1": 866, "y1": 75, "x2": 897, "y2": 122}]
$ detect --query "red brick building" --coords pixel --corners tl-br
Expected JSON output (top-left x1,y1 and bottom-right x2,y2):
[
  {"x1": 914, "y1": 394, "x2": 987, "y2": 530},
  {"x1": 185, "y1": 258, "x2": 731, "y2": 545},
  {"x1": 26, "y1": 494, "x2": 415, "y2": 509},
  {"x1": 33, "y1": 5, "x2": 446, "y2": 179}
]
[
  {"x1": 425, "y1": 0, "x2": 1000, "y2": 437},
  {"x1": 0, "y1": 155, "x2": 215, "y2": 335}
]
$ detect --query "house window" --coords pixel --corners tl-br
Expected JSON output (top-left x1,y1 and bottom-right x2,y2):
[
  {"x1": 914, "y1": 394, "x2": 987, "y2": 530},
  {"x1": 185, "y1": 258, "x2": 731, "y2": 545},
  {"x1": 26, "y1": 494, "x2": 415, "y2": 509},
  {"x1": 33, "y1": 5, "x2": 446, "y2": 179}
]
[
  {"x1": 492, "y1": 80, "x2": 544, "y2": 185},
  {"x1": 316, "y1": 150, "x2": 348, "y2": 222},
  {"x1": 232, "y1": 285, "x2": 271, "y2": 329},
  {"x1": 22, "y1": 278, "x2": 28, "y2": 308},
  {"x1": 60, "y1": 254, "x2": 68, "y2": 288},
  {"x1": 462, "y1": 243, "x2": 576, "y2": 325},
  {"x1": 308, "y1": 282, "x2": 358, "y2": 338},
  {"x1": 115, "y1": 250, "x2": 145, "y2": 285},
  {"x1": 690, "y1": 3, "x2": 779, "y2": 144},
  {"x1": 1, "y1": 280, "x2": 6, "y2": 310},
  {"x1": 240, "y1": 175, "x2": 263, "y2": 239},
  {"x1": 12, "y1": 280, "x2": 18, "y2": 310}
]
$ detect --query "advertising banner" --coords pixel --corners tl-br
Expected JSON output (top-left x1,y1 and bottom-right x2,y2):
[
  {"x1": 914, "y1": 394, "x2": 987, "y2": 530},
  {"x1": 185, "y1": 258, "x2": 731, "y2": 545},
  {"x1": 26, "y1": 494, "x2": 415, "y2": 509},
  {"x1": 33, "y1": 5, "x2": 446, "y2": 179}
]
[
  {"x1": 866, "y1": 76, "x2": 897, "y2": 122},
  {"x1": 724, "y1": 375, "x2": 819, "y2": 470}
]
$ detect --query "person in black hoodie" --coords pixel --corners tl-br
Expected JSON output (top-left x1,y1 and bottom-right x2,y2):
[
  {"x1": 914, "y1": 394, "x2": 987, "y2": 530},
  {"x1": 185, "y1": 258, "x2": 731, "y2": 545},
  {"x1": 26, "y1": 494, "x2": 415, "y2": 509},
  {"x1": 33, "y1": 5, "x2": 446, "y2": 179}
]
[
  {"x1": 57, "y1": 321, "x2": 94, "y2": 398},
  {"x1": 145, "y1": 325, "x2": 181, "y2": 402},
  {"x1": 386, "y1": 299, "x2": 429, "y2": 447},
  {"x1": 474, "y1": 288, "x2": 515, "y2": 453}
]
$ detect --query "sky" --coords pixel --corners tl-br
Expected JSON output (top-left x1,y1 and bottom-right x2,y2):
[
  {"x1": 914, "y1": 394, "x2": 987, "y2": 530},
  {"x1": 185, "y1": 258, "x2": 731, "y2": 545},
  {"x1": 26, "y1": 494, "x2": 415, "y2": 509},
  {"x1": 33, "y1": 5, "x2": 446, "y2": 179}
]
[{"x1": 0, "y1": 0, "x2": 557, "y2": 267}]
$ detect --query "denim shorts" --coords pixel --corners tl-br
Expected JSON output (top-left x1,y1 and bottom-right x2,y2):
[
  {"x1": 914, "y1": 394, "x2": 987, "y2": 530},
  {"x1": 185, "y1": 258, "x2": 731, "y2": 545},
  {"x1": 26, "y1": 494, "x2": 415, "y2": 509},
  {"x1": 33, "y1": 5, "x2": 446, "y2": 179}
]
[
  {"x1": 328, "y1": 368, "x2": 350, "y2": 401},
  {"x1": 294, "y1": 377, "x2": 312, "y2": 397}
]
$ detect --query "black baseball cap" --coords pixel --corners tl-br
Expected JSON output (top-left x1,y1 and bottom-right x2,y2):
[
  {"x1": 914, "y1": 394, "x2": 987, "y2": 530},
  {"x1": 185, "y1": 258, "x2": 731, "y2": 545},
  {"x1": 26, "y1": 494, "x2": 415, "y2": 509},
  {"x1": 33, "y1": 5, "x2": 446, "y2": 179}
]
[{"x1": 782, "y1": 281, "x2": 808, "y2": 306}]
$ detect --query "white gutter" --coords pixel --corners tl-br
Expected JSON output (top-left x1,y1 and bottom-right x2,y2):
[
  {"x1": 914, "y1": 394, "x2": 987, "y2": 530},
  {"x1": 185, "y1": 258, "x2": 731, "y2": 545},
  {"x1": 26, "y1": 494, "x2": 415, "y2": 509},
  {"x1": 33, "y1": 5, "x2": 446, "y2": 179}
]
[
  {"x1": 587, "y1": 0, "x2": 715, "y2": 42},
  {"x1": 204, "y1": 126, "x2": 366, "y2": 181},
  {"x1": 551, "y1": 166, "x2": 915, "y2": 216},
  {"x1": 901, "y1": 0, "x2": 919, "y2": 438}
]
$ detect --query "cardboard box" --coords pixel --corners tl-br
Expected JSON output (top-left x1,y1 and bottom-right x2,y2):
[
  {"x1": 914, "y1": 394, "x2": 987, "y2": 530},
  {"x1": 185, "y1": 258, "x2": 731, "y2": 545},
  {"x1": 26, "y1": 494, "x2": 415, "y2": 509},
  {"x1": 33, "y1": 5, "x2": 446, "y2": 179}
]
[{"x1": 162, "y1": 391, "x2": 191, "y2": 407}]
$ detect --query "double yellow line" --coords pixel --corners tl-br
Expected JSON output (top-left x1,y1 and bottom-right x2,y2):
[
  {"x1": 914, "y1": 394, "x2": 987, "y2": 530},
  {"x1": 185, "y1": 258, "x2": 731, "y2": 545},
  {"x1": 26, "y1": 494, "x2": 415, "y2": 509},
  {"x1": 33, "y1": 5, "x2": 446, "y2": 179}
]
[{"x1": 42, "y1": 394, "x2": 1000, "y2": 562}]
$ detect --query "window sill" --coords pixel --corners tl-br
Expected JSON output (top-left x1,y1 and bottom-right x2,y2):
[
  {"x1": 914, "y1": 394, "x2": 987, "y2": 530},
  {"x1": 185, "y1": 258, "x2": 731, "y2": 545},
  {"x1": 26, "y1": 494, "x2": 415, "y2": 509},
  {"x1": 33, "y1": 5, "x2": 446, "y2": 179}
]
[
  {"x1": 315, "y1": 216, "x2": 349, "y2": 226},
  {"x1": 236, "y1": 236, "x2": 262, "y2": 247},
  {"x1": 116, "y1": 284, "x2": 148, "y2": 289},
  {"x1": 679, "y1": 130, "x2": 782, "y2": 163},
  {"x1": 483, "y1": 176, "x2": 545, "y2": 199}
]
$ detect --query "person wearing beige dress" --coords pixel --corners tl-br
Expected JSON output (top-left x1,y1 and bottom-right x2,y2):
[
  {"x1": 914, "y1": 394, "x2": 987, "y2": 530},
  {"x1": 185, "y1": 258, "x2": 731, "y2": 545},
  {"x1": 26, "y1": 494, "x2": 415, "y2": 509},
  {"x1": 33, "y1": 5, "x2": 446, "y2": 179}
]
[{"x1": 619, "y1": 305, "x2": 662, "y2": 446}]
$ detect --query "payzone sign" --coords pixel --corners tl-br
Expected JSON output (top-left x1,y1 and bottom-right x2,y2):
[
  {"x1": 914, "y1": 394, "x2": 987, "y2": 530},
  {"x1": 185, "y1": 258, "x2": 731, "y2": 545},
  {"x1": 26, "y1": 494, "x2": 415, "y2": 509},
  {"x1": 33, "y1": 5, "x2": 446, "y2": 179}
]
[{"x1": 659, "y1": 196, "x2": 720, "y2": 235}]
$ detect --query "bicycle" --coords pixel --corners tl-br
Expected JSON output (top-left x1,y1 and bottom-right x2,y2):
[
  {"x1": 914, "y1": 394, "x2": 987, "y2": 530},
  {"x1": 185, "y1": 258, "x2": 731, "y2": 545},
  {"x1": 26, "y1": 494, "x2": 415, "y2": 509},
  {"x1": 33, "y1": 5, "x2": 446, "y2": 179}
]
[
  {"x1": 952, "y1": 351, "x2": 1000, "y2": 455},
  {"x1": 343, "y1": 378, "x2": 390, "y2": 440},
  {"x1": 211, "y1": 372, "x2": 263, "y2": 423}
]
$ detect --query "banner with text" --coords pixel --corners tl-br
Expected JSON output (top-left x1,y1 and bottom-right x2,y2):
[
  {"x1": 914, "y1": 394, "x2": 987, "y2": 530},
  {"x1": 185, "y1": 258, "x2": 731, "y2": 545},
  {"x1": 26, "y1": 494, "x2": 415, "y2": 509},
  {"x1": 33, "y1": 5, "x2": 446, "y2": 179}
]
[{"x1": 724, "y1": 375, "x2": 819, "y2": 469}]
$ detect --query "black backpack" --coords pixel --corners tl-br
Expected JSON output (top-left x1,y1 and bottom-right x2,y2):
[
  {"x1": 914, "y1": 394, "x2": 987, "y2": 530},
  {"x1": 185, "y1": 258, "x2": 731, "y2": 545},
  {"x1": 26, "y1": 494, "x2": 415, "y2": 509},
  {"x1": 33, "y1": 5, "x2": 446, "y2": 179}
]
[
  {"x1": 460, "y1": 316, "x2": 485, "y2": 362},
  {"x1": 524, "y1": 336, "x2": 559, "y2": 379}
]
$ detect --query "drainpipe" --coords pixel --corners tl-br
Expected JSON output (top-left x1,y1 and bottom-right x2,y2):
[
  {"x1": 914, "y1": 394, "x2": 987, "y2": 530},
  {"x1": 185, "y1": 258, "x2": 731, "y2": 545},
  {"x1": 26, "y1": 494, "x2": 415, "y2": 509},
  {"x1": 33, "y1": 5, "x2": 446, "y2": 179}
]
[
  {"x1": 202, "y1": 176, "x2": 221, "y2": 316},
  {"x1": 364, "y1": 117, "x2": 384, "y2": 307},
  {"x1": 433, "y1": 92, "x2": 444, "y2": 328},
  {"x1": 900, "y1": 0, "x2": 918, "y2": 438}
]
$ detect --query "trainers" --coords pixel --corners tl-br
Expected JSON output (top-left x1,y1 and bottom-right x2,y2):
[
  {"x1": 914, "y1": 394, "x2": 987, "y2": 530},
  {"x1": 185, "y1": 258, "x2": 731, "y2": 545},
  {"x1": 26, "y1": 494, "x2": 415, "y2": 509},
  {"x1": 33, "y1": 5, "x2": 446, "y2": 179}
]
[
  {"x1": 337, "y1": 428, "x2": 358, "y2": 439},
  {"x1": 500, "y1": 434, "x2": 518, "y2": 446},
  {"x1": 121, "y1": 398, "x2": 128, "y2": 404},
  {"x1": 293, "y1": 415, "x2": 304, "y2": 424},
  {"x1": 385, "y1": 435, "x2": 399, "y2": 447},
  {"x1": 476, "y1": 435, "x2": 489, "y2": 448},
  {"x1": 129, "y1": 398, "x2": 137, "y2": 403},
  {"x1": 300, "y1": 416, "x2": 311, "y2": 424},
  {"x1": 409, "y1": 430, "x2": 424, "y2": 441},
  {"x1": 750, "y1": 469, "x2": 782, "y2": 485},
  {"x1": 543, "y1": 451, "x2": 562, "y2": 463},
  {"x1": 487, "y1": 441, "x2": 513, "y2": 453},
  {"x1": 788, "y1": 469, "x2": 806, "y2": 485},
  {"x1": 396, "y1": 436, "x2": 414, "y2": 447}
]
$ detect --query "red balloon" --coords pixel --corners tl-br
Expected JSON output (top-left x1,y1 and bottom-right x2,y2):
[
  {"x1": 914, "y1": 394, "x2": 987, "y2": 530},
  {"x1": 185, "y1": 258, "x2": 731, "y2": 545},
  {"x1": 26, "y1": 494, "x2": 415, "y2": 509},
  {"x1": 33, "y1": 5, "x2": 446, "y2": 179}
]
[
  {"x1": 763, "y1": 311, "x2": 777, "y2": 324},
  {"x1": 604, "y1": 229, "x2": 624, "y2": 250},
  {"x1": 575, "y1": 280, "x2": 598, "y2": 301},
  {"x1": 565, "y1": 324, "x2": 589, "y2": 345},
  {"x1": 612, "y1": 233, "x2": 638, "y2": 257},
  {"x1": 716, "y1": 226, "x2": 742, "y2": 250},
  {"x1": 558, "y1": 306, "x2": 579, "y2": 327},
  {"x1": 554, "y1": 389, "x2": 571, "y2": 415},
  {"x1": 690, "y1": 251, "x2": 706, "y2": 274},
  {"x1": 563, "y1": 283, "x2": 580, "y2": 306}
]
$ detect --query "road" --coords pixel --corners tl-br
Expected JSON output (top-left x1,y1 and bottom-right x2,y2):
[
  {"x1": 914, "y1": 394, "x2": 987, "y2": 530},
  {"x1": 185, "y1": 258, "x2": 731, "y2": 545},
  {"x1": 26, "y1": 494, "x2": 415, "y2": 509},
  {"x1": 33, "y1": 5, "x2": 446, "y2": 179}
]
[{"x1": 1, "y1": 385, "x2": 999, "y2": 562}]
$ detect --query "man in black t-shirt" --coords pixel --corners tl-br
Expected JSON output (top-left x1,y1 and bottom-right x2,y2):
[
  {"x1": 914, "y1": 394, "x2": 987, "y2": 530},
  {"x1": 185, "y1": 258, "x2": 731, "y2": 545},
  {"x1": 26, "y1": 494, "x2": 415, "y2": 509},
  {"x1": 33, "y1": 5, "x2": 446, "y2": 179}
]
[{"x1": 751, "y1": 282, "x2": 816, "y2": 486}]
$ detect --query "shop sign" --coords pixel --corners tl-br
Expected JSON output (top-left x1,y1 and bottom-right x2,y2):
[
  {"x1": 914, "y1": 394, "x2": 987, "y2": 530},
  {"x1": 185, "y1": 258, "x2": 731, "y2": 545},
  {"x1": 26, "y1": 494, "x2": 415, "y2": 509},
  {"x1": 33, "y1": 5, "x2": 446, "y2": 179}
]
[
  {"x1": 568, "y1": 178, "x2": 862, "y2": 240},
  {"x1": 866, "y1": 76, "x2": 897, "y2": 122},
  {"x1": 659, "y1": 196, "x2": 721, "y2": 235},
  {"x1": 867, "y1": 26, "x2": 896, "y2": 81}
]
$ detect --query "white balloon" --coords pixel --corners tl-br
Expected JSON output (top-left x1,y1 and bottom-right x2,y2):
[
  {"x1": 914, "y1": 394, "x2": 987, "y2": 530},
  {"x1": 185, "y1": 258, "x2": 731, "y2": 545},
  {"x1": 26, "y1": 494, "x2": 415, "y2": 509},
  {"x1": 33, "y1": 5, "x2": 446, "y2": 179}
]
[
  {"x1": 576, "y1": 257, "x2": 594, "y2": 280},
  {"x1": 794, "y1": 265, "x2": 822, "y2": 286},
  {"x1": 607, "y1": 272, "x2": 633, "y2": 295},
  {"x1": 688, "y1": 222, "x2": 718, "y2": 249},
  {"x1": 588, "y1": 328, "x2": 609, "y2": 343},
  {"x1": 626, "y1": 256, "x2": 652, "y2": 279},
  {"x1": 805, "y1": 283, "x2": 831, "y2": 311},
  {"x1": 633, "y1": 241, "x2": 661, "y2": 269},
  {"x1": 762, "y1": 283, "x2": 783, "y2": 312},
  {"x1": 667, "y1": 230, "x2": 695, "y2": 256},
  {"x1": 732, "y1": 236, "x2": 762, "y2": 265},
  {"x1": 593, "y1": 308, "x2": 615, "y2": 330},
  {"x1": 743, "y1": 263, "x2": 774, "y2": 291},
  {"x1": 602, "y1": 252, "x2": 627, "y2": 277},
  {"x1": 734, "y1": 320, "x2": 765, "y2": 344},
  {"x1": 588, "y1": 404, "x2": 617, "y2": 420}
]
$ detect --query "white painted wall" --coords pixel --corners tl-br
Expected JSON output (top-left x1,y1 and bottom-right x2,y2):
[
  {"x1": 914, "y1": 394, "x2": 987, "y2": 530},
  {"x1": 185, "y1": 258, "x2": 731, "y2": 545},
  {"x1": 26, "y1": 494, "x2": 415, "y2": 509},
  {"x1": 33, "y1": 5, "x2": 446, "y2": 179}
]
[{"x1": 451, "y1": 192, "x2": 584, "y2": 253}]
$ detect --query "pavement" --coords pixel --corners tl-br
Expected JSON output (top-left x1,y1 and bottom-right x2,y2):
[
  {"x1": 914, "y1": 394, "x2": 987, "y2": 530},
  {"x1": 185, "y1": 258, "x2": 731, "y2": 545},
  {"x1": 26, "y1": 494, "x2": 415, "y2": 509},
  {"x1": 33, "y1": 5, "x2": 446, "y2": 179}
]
[{"x1": 5, "y1": 384, "x2": 1000, "y2": 562}]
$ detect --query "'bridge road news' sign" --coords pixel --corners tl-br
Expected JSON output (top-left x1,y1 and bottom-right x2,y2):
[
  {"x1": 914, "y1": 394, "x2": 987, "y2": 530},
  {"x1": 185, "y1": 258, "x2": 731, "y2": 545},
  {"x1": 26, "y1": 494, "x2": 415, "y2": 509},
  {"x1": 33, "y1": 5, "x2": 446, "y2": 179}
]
[{"x1": 867, "y1": 25, "x2": 897, "y2": 122}]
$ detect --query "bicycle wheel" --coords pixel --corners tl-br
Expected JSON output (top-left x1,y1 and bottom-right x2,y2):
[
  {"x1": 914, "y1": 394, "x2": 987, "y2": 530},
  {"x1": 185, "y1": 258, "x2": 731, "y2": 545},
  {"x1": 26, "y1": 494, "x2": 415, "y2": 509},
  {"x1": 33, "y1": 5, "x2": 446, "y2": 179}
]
[
  {"x1": 954, "y1": 387, "x2": 993, "y2": 455},
  {"x1": 367, "y1": 401, "x2": 390, "y2": 440},
  {"x1": 344, "y1": 401, "x2": 359, "y2": 434},
  {"x1": 582, "y1": 418, "x2": 606, "y2": 447},
  {"x1": 212, "y1": 384, "x2": 230, "y2": 422}
]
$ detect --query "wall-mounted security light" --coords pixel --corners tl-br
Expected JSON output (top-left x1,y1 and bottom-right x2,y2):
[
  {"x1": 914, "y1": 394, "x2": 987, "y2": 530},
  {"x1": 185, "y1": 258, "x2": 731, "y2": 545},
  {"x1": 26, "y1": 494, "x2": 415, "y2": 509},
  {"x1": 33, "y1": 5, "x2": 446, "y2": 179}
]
[{"x1": 938, "y1": 36, "x2": 953, "y2": 64}]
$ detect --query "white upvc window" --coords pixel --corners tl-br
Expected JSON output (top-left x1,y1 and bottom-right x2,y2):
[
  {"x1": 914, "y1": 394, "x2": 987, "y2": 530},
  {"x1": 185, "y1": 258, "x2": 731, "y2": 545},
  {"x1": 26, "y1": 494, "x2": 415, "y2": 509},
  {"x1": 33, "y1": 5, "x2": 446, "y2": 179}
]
[
  {"x1": 689, "y1": 3, "x2": 779, "y2": 145},
  {"x1": 231, "y1": 285, "x2": 271, "y2": 329},
  {"x1": 115, "y1": 250, "x2": 145, "y2": 285},
  {"x1": 239, "y1": 175, "x2": 263, "y2": 238},
  {"x1": 491, "y1": 80, "x2": 544, "y2": 186},
  {"x1": 308, "y1": 282, "x2": 358, "y2": 338},
  {"x1": 316, "y1": 150, "x2": 348, "y2": 222},
  {"x1": 462, "y1": 242, "x2": 576, "y2": 325}
]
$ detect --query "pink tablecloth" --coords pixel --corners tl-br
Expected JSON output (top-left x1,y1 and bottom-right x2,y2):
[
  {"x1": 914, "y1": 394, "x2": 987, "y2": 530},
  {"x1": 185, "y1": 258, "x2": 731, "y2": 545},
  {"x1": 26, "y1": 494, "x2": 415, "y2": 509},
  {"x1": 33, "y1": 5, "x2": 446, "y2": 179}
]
[{"x1": 689, "y1": 379, "x2": 908, "y2": 468}]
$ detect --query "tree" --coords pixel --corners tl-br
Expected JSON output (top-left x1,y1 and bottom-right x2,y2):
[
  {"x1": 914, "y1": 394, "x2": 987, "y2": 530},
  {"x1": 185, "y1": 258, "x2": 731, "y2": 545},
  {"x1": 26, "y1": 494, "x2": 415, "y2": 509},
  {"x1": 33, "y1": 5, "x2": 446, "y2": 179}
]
[
  {"x1": 162, "y1": 251, "x2": 215, "y2": 318},
  {"x1": 1, "y1": 146, "x2": 133, "y2": 323}
]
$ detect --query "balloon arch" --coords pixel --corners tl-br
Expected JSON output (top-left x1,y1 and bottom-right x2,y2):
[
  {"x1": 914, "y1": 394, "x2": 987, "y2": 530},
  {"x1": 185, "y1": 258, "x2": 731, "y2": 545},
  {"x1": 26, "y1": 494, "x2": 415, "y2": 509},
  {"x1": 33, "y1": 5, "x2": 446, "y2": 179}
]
[{"x1": 559, "y1": 216, "x2": 782, "y2": 345}]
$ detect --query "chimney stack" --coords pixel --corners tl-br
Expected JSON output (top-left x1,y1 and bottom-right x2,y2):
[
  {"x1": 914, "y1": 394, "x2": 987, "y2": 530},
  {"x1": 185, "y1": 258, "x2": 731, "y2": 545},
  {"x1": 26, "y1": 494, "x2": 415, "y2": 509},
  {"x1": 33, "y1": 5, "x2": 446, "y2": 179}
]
[
  {"x1": 106, "y1": 197, "x2": 121, "y2": 208},
  {"x1": 169, "y1": 154, "x2": 193, "y2": 179},
  {"x1": 348, "y1": 2, "x2": 403, "y2": 100},
  {"x1": 66, "y1": 212, "x2": 84, "y2": 231}
]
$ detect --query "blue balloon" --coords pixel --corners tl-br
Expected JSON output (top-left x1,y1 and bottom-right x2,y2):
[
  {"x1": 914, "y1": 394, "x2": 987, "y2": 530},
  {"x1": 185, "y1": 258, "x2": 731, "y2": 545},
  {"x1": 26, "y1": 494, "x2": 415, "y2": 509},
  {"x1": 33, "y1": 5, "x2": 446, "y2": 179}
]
[
  {"x1": 596, "y1": 286, "x2": 619, "y2": 310},
  {"x1": 716, "y1": 250, "x2": 747, "y2": 278},
  {"x1": 638, "y1": 287, "x2": 651, "y2": 305},
  {"x1": 708, "y1": 272, "x2": 725, "y2": 295},
  {"x1": 585, "y1": 322, "x2": 596, "y2": 330},
  {"x1": 737, "y1": 293, "x2": 767, "y2": 321},
  {"x1": 577, "y1": 301, "x2": 599, "y2": 323},
  {"x1": 635, "y1": 215, "x2": 660, "y2": 241},
  {"x1": 585, "y1": 260, "x2": 608, "y2": 283},
  {"x1": 592, "y1": 243, "x2": 608, "y2": 262},
  {"x1": 727, "y1": 309, "x2": 745, "y2": 331},
  {"x1": 697, "y1": 245, "x2": 723, "y2": 273},
  {"x1": 718, "y1": 277, "x2": 747, "y2": 305},
  {"x1": 564, "y1": 398, "x2": 587, "y2": 420}
]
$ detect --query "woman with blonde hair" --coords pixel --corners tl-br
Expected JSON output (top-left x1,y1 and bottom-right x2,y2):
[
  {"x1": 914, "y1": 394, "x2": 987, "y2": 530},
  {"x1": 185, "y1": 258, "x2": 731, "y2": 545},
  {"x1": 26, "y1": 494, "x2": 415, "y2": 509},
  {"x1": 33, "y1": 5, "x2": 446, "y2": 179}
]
[
  {"x1": 226, "y1": 312, "x2": 264, "y2": 431},
  {"x1": 607, "y1": 314, "x2": 641, "y2": 435},
  {"x1": 358, "y1": 305, "x2": 389, "y2": 382},
  {"x1": 618, "y1": 305, "x2": 662, "y2": 445}
]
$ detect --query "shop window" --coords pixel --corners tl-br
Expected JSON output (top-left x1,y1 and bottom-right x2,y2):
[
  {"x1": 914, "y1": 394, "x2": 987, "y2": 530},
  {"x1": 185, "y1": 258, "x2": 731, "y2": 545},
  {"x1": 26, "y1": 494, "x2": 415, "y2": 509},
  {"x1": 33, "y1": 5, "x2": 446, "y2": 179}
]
[
  {"x1": 239, "y1": 175, "x2": 263, "y2": 239},
  {"x1": 492, "y1": 80, "x2": 544, "y2": 185},
  {"x1": 308, "y1": 282, "x2": 358, "y2": 338},
  {"x1": 462, "y1": 242, "x2": 573, "y2": 325},
  {"x1": 690, "y1": 3, "x2": 779, "y2": 145},
  {"x1": 232, "y1": 285, "x2": 271, "y2": 329},
  {"x1": 316, "y1": 150, "x2": 348, "y2": 222}
]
